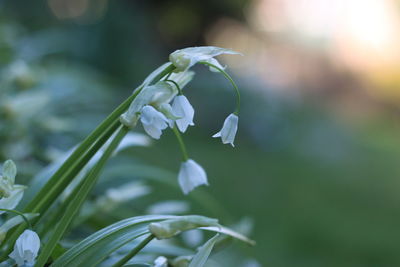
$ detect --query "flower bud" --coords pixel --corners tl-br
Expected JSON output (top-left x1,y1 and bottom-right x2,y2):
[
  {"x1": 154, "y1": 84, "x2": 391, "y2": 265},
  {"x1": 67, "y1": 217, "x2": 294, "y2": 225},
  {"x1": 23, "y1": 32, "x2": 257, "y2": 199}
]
[
  {"x1": 169, "y1": 46, "x2": 240, "y2": 72},
  {"x1": 148, "y1": 215, "x2": 219, "y2": 239}
]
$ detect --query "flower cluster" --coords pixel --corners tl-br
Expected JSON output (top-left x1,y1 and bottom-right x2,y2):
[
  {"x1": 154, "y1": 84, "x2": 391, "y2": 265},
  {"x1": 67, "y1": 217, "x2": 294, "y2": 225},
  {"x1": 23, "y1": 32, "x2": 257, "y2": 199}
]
[{"x1": 120, "y1": 46, "x2": 241, "y2": 194}]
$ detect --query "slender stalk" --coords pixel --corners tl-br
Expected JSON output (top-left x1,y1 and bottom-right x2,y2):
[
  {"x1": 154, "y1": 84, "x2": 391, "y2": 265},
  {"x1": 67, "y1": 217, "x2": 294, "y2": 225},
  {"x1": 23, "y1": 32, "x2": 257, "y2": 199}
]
[
  {"x1": 0, "y1": 209, "x2": 32, "y2": 229},
  {"x1": 199, "y1": 61, "x2": 241, "y2": 114},
  {"x1": 35, "y1": 126, "x2": 129, "y2": 267},
  {"x1": 165, "y1": 79, "x2": 183, "y2": 95},
  {"x1": 111, "y1": 234, "x2": 154, "y2": 267},
  {"x1": 172, "y1": 126, "x2": 189, "y2": 161}
]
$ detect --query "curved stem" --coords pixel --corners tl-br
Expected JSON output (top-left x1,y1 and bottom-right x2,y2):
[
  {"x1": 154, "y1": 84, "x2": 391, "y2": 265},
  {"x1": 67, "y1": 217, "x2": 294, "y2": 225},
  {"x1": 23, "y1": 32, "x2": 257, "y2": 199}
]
[
  {"x1": 0, "y1": 209, "x2": 32, "y2": 229},
  {"x1": 172, "y1": 126, "x2": 189, "y2": 161},
  {"x1": 199, "y1": 61, "x2": 241, "y2": 115},
  {"x1": 165, "y1": 79, "x2": 183, "y2": 95}
]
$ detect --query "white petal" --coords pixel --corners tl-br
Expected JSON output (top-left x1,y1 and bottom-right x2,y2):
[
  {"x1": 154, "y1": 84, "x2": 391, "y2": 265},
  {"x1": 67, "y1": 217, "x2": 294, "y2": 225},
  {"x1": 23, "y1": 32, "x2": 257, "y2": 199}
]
[
  {"x1": 140, "y1": 106, "x2": 169, "y2": 139},
  {"x1": 2, "y1": 160, "x2": 17, "y2": 183},
  {"x1": 143, "y1": 124, "x2": 163, "y2": 139},
  {"x1": 154, "y1": 256, "x2": 168, "y2": 267},
  {"x1": 0, "y1": 185, "x2": 26, "y2": 215},
  {"x1": 9, "y1": 229, "x2": 40, "y2": 266},
  {"x1": 169, "y1": 70, "x2": 195, "y2": 89},
  {"x1": 172, "y1": 95, "x2": 195, "y2": 133},
  {"x1": 203, "y1": 57, "x2": 225, "y2": 72},
  {"x1": 178, "y1": 159, "x2": 208, "y2": 194},
  {"x1": 169, "y1": 46, "x2": 240, "y2": 72},
  {"x1": 212, "y1": 132, "x2": 221, "y2": 138}
]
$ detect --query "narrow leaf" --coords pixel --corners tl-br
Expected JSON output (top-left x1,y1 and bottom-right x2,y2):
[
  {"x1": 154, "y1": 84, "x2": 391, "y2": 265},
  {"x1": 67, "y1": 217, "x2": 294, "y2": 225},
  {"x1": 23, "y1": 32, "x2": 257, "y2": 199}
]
[{"x1": 189, "y1": 234, "x2": 220, "y2": 267}]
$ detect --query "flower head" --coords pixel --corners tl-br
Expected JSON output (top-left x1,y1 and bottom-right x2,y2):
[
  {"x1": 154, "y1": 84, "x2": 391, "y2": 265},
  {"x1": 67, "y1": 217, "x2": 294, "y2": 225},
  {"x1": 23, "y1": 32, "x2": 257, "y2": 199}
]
[
  {"x1": 213, "y1": 113, "x2": 238, "y2": 147},
  {"x1": 178, "y1": 159, "x2": 208, "y2": 194},
  {"x1": 121, "y1": 82, "x2": 177, "y2": 128},
  {"x1": 169, "y1": 46, "x2": 240, "y2": 72},
  {"x1": 140, "y1": 105, "x2": 169, "y2": 139},
  {"x1": 172, "y1": 95, "x2": 195, "y2": 133},
  {"x1": 9, "y1": 229, "x2": 40, "y2": 266}
]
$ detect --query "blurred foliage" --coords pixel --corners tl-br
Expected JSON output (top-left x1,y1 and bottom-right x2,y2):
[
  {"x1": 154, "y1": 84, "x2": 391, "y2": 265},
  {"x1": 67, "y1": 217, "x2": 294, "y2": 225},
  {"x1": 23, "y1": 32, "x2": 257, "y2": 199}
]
[{"x1": 2, "y1": 0, "x2": 400, "y2": 266}]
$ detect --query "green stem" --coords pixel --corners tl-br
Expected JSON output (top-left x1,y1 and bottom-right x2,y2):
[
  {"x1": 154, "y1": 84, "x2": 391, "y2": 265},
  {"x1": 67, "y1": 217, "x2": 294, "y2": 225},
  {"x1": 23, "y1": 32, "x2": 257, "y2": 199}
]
[
  {"x1": 34, "y1": 126, "x2": 129, "y2": 267},
  {"x1": 0, "y1": 209, "x2": 32, "y2": 229},
  {"x1": 111, "y1": 234, "x2": 154, "y2": 267},
  {"x1": 199, "y1": 61, "x2": 241, "y2": 115},
  {"x1": 165, "y1": 79, "x2": 183, "y2": 95},
  {"x1": 172, "y1": 126, "x2": 189, "y2": 161}
]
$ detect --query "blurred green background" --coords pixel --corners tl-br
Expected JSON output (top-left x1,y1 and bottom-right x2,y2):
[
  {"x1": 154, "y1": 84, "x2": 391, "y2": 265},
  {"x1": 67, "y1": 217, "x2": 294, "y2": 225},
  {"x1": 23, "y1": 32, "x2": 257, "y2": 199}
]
[{"x1": 2, "y1": 0, "x2": 400, "y2": 266}]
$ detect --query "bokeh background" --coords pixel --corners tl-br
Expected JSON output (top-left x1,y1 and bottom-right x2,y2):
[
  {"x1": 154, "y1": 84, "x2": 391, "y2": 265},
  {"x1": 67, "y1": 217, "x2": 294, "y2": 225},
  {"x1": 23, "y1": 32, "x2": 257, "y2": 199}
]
[{"x1": 2, "y1": 0, "x2": 400, "y2": 266}]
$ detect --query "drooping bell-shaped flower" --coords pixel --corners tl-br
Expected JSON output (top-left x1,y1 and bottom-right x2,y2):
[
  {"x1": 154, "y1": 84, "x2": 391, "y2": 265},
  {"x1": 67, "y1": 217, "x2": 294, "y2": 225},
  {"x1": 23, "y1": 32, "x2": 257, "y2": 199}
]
[
  {"x1": 213, "y1": 113, "x2": 238, "y2": 147},
  {"x1": 172, "y1": 95, "x2": 195, "y2": 133},
  {"x1": 140, "y1": 105, "x2": 169, "y2": 139},
  {"x1": 169, "y1": 46, "x2": 240, "y2": 72},
  {"x1": 9, "y1": 229, "x2": 40, "y2": 266},
  {"x1": 178, "y1": 159, "x2": 208, "y2": 195}
]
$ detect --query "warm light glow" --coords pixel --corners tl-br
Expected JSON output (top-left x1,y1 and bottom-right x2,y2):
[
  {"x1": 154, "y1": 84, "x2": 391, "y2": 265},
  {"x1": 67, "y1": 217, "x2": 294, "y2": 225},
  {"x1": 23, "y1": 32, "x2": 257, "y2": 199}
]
[{"x1": 207, "y1": 0, "x2": 400, "y2": 101}]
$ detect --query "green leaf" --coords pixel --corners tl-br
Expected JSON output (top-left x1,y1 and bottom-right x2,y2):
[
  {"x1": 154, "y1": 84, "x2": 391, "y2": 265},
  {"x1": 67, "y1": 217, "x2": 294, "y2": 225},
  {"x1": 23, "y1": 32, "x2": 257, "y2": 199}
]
[
  {"x1": 189, "y1": 234, "x2": 220, "y2": 267},
  {"x1": 50, "y1": 214, "x2": 254, "y2": 267},
  {"x1": 51, "y1": 215, "x2": 177, "y2": 267},
  {"x1": 36, "y1": 126, "x2": 130, "y2": 267},
  {"x1": 200, "y1": 226, "x2": 255, "y2": 246}
]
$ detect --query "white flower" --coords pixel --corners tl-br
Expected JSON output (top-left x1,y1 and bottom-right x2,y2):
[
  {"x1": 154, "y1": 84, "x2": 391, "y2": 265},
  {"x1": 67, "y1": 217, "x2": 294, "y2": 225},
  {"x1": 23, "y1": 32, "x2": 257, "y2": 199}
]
[
  {"x1": 178, "y1": 159, "x2": 208, "y2": 194},
  {"x1": 169, "y1": 46, "x2": 240, "y2": 72},
  {"x1": 172, "y1": 95, "x2": 195, "y2": 133},
  {"x1": 140, "y1": 105, "x2": 169, "y2": 139},
  {"x1": 9, "y1": 229, "x2": 40, "y2": 266},
  {"x1": 153, "y1": 256, "x2": 168, "y2": 267},
  {"x1": 213, "y1": 113, "x2": 238, "y2": 147},
  {"x1": 121, "y1": 82, "x2": 177, "y2": 128}
]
